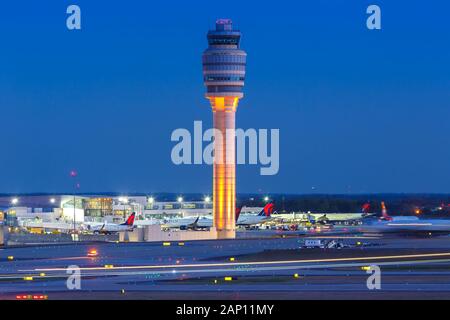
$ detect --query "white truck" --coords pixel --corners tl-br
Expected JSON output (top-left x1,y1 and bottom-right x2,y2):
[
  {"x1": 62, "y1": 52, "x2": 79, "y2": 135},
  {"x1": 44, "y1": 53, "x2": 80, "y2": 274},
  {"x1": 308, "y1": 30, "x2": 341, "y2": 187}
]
[{"x1": 302, "y1": 239, "x2": 325, "y2": 248}]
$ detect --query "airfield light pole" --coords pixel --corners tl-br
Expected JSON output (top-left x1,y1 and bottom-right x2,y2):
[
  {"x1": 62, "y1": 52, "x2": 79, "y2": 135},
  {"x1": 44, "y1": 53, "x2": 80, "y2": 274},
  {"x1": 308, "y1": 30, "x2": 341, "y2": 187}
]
[{"x1": 70, "y1": 170, "x2": 78, "y2": 234}]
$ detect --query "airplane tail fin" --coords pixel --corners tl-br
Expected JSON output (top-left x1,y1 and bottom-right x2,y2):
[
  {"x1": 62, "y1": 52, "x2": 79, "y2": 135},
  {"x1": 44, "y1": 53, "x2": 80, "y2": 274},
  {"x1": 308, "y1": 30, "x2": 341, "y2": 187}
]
[
  {"x1": 381, "y1": 202, "x2": 392, "y2": 221},
  {"x1": 191, "y1": 216, "x2": 200, "y2": 229},
  {"x1": 362, "y1": 202, "x2": 371, "y2": 215},
  {"x1": 121, "y1": 212, "x2": 136, "y2": 226},
  {"x1": 258, "y1": 202, "x2": 275, "y2": 217},
  {"x1": 235, "y1": 206, "x2": 243, "y2": 222}
]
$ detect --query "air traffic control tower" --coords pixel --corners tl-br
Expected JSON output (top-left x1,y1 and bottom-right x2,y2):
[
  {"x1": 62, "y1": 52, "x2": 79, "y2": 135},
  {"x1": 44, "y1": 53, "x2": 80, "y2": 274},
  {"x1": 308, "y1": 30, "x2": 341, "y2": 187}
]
[{"x1": 202, "y1": 19, "x2": 247, "y2": 239}]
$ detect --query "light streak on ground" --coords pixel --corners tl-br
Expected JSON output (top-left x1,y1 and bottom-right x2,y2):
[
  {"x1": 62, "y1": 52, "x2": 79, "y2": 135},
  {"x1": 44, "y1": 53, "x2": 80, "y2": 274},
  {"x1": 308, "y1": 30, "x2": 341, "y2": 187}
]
[
  {"x1": 52, "y1": 257, "x2": 91, "y2": 261},
  {"x1": 23, "y1": 252, "x2": 450, "y2": 273},
  {"x1": 305, "y1": 236, "x2": 380, "y2": 239},
  {"x1": 3, "y1": 258, "x2": 450, "y2": 280}
]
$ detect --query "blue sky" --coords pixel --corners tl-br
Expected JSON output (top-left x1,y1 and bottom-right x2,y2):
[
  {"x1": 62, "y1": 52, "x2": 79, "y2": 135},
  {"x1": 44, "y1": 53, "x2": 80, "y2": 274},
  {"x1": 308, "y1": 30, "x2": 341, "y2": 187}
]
[{"x1": 0, "y1": 0, "x2": 449, "y2": 194}]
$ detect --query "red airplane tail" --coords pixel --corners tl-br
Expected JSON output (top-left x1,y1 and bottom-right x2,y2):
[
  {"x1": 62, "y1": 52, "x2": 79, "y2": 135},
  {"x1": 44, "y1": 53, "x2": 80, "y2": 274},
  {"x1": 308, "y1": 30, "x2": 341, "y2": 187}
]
[
  {"x1": 121, "y1": 212, "x2": 136, "y2": 226},
  {"x1": 380, "y1": 202, "x2": 392, "y2": 221},
  {"x1": 235, "y1": 206, "x2": 243, "y2": 222},
  {"x1": 258, "y1": 202, "x2": 275, "y2": 217},
  {"x1": 362, "y1": 202, "x2": 371, "y2": 215}
]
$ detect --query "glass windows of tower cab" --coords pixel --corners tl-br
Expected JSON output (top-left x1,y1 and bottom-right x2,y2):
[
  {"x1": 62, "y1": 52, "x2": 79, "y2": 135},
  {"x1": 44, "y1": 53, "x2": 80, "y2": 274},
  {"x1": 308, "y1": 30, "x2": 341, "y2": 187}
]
[
  {"x1": 203, "y1": 54, "x2": 246, "y2": 64},
  {"x1": 208, "y1": 37, "x2": 239, "y2": 45},
  {"x1": 204, "y1": 64, "x2": 245, "y2": 71},
  {"x1": 207, "y1": 86, "x2": 243, "y2": 93},
  {"x1": 204, "y1": 76, "x2": 245, "y2": 82}
]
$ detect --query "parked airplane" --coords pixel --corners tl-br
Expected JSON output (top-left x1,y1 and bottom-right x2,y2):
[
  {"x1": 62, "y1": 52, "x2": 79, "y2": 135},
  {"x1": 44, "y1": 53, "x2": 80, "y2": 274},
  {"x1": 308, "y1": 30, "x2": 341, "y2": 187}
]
[
  {"x1": 307, "y1": 203, "x2": 374, "y2": 225},
  {"x1": 20, "y1": 220, "x2": 75, "y2": 232},
  {"x1": 237, "y1": 202, "x2": 275, "y2": 226},
  {"x1": 165, "y1": 203, "x2": 275, "y2": 229},
  {"x1": 86, "y1": 212, "x2": 136, "y2": 234}
]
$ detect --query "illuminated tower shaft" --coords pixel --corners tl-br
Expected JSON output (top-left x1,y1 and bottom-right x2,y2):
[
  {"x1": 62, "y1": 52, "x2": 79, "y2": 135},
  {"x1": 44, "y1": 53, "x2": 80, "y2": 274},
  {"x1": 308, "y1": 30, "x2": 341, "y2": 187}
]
[
  {"x1": 202, "y1": 19, "x2": 246, "y2": 239},
  {"x1": 210, "y1": 96, "x2": 238, "y2": 239}
]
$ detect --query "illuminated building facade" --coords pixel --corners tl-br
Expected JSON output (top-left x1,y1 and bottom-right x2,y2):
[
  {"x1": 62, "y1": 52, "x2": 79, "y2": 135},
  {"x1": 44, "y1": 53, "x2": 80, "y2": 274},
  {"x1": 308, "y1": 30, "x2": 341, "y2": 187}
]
[
  {"x1": 202, "y1": 19, "x2": 247, "y2": 239},
  {"x1": 84, "y1": 198, "x2": 113, "y2": 218},
  {"x1": 0, "y1": 195, "x2": 213, "y2": 225}
]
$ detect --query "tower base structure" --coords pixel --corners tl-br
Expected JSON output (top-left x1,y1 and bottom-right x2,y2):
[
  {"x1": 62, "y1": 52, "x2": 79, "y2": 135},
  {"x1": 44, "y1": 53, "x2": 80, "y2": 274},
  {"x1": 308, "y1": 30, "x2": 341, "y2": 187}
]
[
  {"x1": 210, "y1": 96, "x2": 239, "y2": 239},
  {"x1": 216, "y1": 229, "x2": 236, "y2": 240},
  {"x1": 0, "y1": 226, "x2": 5, "y2": 246}
]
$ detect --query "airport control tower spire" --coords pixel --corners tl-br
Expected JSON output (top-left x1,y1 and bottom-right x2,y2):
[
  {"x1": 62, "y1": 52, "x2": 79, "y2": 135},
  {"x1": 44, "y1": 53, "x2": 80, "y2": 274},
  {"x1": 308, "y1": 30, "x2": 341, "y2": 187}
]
[{"x1": 202, "y1": 19, "x2": 247, "y2": 239}]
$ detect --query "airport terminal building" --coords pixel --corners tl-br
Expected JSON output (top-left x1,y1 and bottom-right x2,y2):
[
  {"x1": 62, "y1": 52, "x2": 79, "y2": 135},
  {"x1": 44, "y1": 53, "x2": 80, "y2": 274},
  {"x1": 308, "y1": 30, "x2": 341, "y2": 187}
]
[{"x1": 0, "y1": 195, "x2": 213, "y2": 226}]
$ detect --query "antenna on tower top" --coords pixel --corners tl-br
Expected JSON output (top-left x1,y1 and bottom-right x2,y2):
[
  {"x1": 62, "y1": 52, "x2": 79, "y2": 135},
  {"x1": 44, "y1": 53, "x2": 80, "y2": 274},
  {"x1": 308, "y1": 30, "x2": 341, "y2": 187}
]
[{"x1": 215, "y1": 19, "x2": 233, "y2": 30}]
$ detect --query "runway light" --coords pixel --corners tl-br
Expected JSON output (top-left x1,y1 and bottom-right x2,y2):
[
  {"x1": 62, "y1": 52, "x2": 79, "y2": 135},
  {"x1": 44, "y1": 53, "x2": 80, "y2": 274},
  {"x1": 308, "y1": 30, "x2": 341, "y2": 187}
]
[
  {"x1": 294, "y1": 273, "x2": 300, "y2": 278},
  {"x1": 23, "y1": 276, "x2": 33, "y2": 281},
  {"x1": 7, "y1": 256, "x2": 14, "y2": 261},
  {"x1": 229, "y1": 257, "x2": 235, "y2": 262},
  {"x1": 104, "y1": 265, "x2": 114, "y2": 269},
  {"x1": 356, "y1": 242, "x2": 362, "y2": 246},
  {"x1": 178, "y1": 242, "x2": 185, "y2": 246},
  {"x1": 87, "y1": 249, "x2": 98, "y2": 257},
  {"x1": 224, "y1": 277, "x2": 233, "y2": 281},
  {"x1": 361, "y1": 266, "x2": 371, "y2": 271},
  {"x1": 39, "y1": 273, "x2": 46, "y2": 277},
  {"x1": 163, "y1": 242, "x2": 171, "y2": 246}
]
